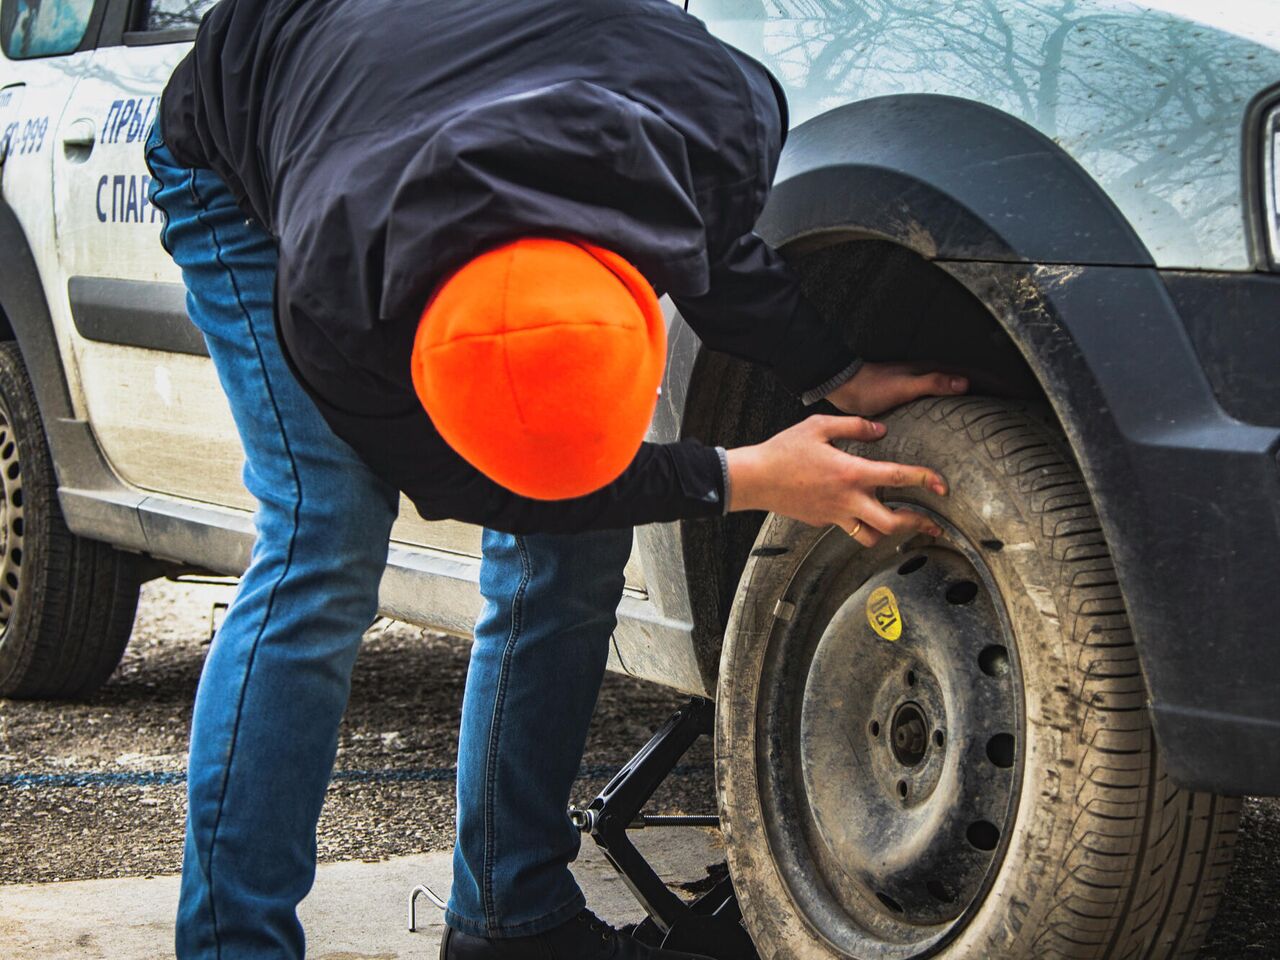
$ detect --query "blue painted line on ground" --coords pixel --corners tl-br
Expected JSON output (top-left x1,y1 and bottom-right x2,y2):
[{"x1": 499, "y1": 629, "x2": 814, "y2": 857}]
[{"x1": 0, "y1": 763, "x2": 701, "y2": 790}]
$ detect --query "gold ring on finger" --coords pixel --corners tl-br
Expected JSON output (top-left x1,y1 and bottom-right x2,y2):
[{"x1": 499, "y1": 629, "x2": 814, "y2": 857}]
[{"x1": 848, "y1": 519, "x2": 863, "y2": 539}]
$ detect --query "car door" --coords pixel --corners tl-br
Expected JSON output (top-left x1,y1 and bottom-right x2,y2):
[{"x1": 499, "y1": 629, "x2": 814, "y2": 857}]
[
  {"x1": 48, "y1": 0, "x2": 247, "y2": 512},
  {"x1": 0, "y1": 0, "x2": 102, "y2": 427},
  {"x1": 42, "y1": 0, "x2": 483, "y2": 560}
]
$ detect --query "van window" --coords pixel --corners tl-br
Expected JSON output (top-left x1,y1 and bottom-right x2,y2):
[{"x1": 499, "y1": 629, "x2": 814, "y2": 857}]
[
  {"x1": 141, "y1": 0, "x2": 216, "y2": 33},
  {"x1": 1, "y1": 0, "x2": 94, "y2": 59}
]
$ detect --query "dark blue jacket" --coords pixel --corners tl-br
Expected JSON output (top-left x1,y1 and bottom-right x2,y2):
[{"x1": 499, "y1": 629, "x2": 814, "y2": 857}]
[{"x1": 160, "y1": 0, "x2": 858, "y2": 533}]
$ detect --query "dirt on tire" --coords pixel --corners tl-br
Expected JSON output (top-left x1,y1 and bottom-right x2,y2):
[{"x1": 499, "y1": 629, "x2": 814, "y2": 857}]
[{"x1": 716, "y1": 397, "x2": 1243, "y2": 959}]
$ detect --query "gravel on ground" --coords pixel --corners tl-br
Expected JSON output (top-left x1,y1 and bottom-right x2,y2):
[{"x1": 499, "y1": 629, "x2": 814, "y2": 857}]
[
  {"x1": 0, "y1": 579, "x2": 713, "y2": 885},
  {"x1": 0, "y1": 579, "x2": 1275, "y2": 958}
]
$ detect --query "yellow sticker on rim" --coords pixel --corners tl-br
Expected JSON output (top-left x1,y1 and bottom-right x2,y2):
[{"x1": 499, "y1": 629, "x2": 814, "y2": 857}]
[{"x1": 866, "y1": 586, "x2": 903, "y2": 641}]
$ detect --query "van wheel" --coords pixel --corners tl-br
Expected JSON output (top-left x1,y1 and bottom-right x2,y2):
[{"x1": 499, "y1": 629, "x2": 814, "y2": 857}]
[
  {"x1": 716, "y1": 397, "x2": 1239, "y2": 959},
  {"x1": 0, "y1": 342, "x2": 140, "y2": 699}
]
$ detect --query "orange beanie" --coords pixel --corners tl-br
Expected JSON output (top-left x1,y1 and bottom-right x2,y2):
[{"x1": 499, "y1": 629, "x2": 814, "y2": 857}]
[{"x1": 410, "y1": 237, "x2": 667, "y2": 500}]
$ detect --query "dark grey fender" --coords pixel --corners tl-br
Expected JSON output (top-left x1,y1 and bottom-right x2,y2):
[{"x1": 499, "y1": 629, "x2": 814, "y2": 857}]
[
  {"x1": 687, "y1": 94, "x2": 1280, "y2": 795},
  {"x1": 759, "y1": 93, "x2": 1153, "y2": 266},
  {"x1": 943, "y1": 261, "x2": 1280, "y2": 796}
]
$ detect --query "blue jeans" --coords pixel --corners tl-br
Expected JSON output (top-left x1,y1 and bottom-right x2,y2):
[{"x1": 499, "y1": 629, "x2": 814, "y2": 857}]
[{"x1": 145, "y1": 125, "x2": 634, "y2": 957}]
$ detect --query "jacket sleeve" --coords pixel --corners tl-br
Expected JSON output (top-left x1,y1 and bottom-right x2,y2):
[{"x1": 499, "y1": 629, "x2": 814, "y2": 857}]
[
  {"x1": 412, "y1": 439, "x2": 728, "y2": 535},
  {"x1": 670, "y1": 229, "x2": 862, "y2": 401}
]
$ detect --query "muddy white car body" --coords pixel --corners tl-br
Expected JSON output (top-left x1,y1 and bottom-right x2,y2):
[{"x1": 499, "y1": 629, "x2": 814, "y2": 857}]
[{"x1": 2, "y1": 1, "x2": 1279, "y2": 956}]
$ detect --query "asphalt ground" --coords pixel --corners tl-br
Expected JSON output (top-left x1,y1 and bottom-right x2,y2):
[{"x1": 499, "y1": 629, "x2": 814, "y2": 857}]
[{"x1": 1, "y1": 579, "x2": 1277, "y2": 958}]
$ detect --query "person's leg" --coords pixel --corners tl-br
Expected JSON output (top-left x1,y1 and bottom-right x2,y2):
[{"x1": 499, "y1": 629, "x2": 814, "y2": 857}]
[
  {"x1": 145, "y1": 125, "x2": 400, "y2": 960},
  {"x1": 448, "y1": 526, "x2": 633, "y2": 936}
]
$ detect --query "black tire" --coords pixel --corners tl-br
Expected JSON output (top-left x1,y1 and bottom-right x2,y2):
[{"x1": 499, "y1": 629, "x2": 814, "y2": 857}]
[
  {"x1": 0, "y1": 342, "x2": 140, "y2": 699},
  {"x1": 716, "y1": 397, "x2": 1239, "y2": 959}
]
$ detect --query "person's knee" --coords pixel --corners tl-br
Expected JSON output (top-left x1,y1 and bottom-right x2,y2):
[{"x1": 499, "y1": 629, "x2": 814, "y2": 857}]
[
  {"x1": 294, "y1": 503, "x2": 393, "y2": 572},
  {"x1": 246, "y1": 486, "x2": 393, "y2": 593}
]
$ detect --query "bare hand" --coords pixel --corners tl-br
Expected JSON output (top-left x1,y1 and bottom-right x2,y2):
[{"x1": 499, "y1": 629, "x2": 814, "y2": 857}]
[
  {"x1": 826, "y1": 361, "x2": 968, "y2": 417},
  {"x1": 725, "y1": 415, "x2": 947, "y2": 547}
]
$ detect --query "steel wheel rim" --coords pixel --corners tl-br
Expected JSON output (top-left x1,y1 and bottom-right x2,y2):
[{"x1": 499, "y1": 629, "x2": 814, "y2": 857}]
[
  {"x1": 0, "y1": 403, "x2": 25, "y2": 631},
  {"x1": 753, "y1": 509, "x2": 1024, "y2": 957}
]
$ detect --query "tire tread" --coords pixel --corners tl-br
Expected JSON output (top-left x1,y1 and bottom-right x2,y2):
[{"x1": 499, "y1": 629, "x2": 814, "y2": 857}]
[{"x1": 915, "y1": 397, "x2": 1238, "y2": 960}]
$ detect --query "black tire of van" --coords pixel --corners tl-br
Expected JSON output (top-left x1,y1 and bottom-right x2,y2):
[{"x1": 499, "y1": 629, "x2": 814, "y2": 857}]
[
  {"x1": 716, "y1": 397, "x2": 1239, "y2": 959},
  {"x1": 0, "y1": 342, "x2": 140, "y2": 699}
]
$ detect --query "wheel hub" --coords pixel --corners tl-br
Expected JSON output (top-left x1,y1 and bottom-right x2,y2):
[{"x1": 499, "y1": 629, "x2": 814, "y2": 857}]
[{"x1": 889, "y1": 702, "x2": 928, "y2": 767}]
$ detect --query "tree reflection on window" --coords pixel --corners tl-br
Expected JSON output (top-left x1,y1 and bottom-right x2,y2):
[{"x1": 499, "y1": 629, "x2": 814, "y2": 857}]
[
  {"x1": 145, "y1": 0, "x2": 216, "y2": 32},
  {"x1": 2, "y1": 0, "x2": 93, "y2": 59}
]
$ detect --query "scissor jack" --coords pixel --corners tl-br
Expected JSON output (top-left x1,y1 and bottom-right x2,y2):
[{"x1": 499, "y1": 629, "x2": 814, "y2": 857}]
[
  {"x1": 409, "y1": 696, "x2": 757, "y2": 958},
  {"x1": 570, "y1": 696, "x2": 758, "y2": 960}
]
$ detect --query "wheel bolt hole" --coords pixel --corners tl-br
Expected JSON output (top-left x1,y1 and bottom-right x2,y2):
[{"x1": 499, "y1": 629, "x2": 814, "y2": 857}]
[
  {"x1": 926, "y1": 880, "x2": 955, "y2": 903},
  {"x1": 933, "y1": 729, "x2": 945, "y2": 749},
  {"x1": 978, "y1": 644, "x2": 1010, "y2": 678},
  {"x1": 876, "y1": 891, "x2": 904, "y2": 914},
  {"x1": 897, "y1": 555, "x2": 927, "y2": 575},
  {"x1": 986, "y1": 733, "x2": 1015, "y2": 768},
  {"x1": 869, "y1": 720, "x2": 881, "y2": 738},
  {"x1": 967, "y1": 820, "x2": 1000, "y2": 852},
  {"x1": 945, "y1": 580, "x2": 978, "y2": 605},
  {"x1": 896, "y1": 779, "x2": 908, "y2": 800},
  {"x1": 905, "y1": 669, "x2": 917, "y2": 687},
  {"x1": 5, "y1": 462, "x2": 18, "y2": 481}
]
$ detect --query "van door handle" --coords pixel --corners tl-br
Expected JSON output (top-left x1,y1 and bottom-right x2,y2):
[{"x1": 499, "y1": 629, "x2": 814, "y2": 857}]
[{"x1": 62, "y1": 118, "x2": 96, "y2": 162}]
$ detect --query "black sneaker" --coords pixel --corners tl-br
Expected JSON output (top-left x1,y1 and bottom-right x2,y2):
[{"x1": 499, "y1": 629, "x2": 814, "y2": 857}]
[{"x1": 440, "y1": 909, "x2": 716, "y2": 960}]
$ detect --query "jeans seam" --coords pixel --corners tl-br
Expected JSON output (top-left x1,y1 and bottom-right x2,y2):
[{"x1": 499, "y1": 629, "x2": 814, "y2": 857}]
[
  {"x1": 186, "y1": 169, "x2": 304, "y2": 960},
  {"x1": 481, "y1": 534, "x2": 532, "y2": 931},
  {"x1": 144, "y1": 128, "x2": 176, "y2": 257}
]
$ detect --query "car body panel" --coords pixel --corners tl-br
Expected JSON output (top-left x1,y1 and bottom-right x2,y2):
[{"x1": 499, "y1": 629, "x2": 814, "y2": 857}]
[
  {"x1": 674, "y1": 0, "x2": 1280, "y2": 793},
  {"x1": 936, "y1": 257, "x2": 1280, "y2": 795},
  {"x1": 692, "y1": 0, "x2": 1280, "y2": 271}
]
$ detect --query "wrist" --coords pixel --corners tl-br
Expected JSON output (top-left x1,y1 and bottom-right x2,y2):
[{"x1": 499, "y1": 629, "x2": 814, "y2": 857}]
[
  {"x1": 808, "y1": 357, "x2": 865, "y2": 408},
  {"x1": 725, "y1": 445, "x2": 769, "y2": 513},
  {"x1": 824, "y1": 377, "x2": 863, "y2": 414}
]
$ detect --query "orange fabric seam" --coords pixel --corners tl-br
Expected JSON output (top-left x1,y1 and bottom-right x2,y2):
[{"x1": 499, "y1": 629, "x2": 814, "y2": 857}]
[
  {"x1": 498, "y1": 244, "x2": 527, "y2": 428},
  {"x1": 421, "y1": 318, "x2": 634, "y2": 350}
]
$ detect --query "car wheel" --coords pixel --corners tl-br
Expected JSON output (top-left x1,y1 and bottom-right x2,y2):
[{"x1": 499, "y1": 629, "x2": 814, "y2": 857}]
[
  {"x1": 0, "y1": 342, "x2": 140, "y2": 699},
  {"x1": 716, "y1": 397, "x2": 1239, "y2": 959}
]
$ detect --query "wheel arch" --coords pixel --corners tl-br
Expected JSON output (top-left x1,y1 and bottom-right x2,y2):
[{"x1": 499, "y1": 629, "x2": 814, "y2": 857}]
[
  {"x1": 676, "y1": 95, "x2": 1264, "y2": 791},
  {"x1": 0, "y1": 196, "x2": 77, "y2": 433},
  {"x1": 758, "y1": 93, "x2": 1153, "y2": 267},
  {"x1": 680, "y1": 93, "x2": 1148, "y2": 665},
  {"x1": 0, "y1": 194, "x2": 150, "y2": 550}
]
